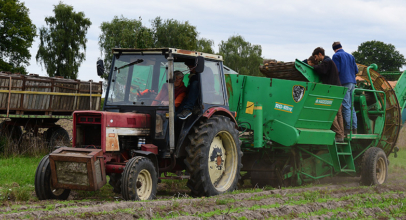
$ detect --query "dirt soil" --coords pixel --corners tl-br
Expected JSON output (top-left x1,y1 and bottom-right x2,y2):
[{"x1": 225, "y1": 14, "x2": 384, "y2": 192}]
[
  {"x1": 1, "y1": 121, "x2": 406, "y2": 219},
  {"x1": 1, "y1": 174, "x2": 406, "y2": 219}
]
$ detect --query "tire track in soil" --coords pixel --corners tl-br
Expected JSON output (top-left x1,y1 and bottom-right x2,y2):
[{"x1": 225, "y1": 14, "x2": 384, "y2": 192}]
[{"x1": 1, "y1": 181, "x2": 405, "y2": 219}]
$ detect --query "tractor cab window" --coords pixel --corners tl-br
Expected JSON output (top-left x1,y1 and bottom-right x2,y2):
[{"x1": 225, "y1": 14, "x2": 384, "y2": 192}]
[
  {"x1": 200, "y1": 61, "x2": 225, "y2": 105},
  {"x1": 106, "y1": 54, "x2": 168, "y2": 106}
]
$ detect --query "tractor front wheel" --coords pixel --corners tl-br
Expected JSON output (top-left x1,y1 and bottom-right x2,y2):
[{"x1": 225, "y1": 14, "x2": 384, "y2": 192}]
[
  {"x1": 121, "y1": 156, "x2": 157, "y2": 200},
  {"x1": 185, "y1": 115, "x2": 242, "y2": 197},
  {"x1": 360, "y1": 147, "x2": 388, "y2": 185},
  {"x1": 34, "y1": 155, "x2": 71, "y2": 200}
]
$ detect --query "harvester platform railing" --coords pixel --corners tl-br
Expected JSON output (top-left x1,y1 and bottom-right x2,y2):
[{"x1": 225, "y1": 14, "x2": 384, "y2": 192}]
[{"x1": 348, "y1": 88, "x2": 386, "y2": 140}]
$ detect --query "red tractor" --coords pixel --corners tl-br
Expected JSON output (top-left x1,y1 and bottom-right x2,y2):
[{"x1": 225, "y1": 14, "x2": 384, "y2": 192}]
[{"x1": 35, "y1": 48, "x2": 242, "y2": 200}]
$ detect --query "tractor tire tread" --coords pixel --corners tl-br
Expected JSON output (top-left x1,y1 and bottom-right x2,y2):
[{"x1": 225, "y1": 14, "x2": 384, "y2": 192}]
[
  {"x1": 184, "y1": 115, "x2": 242, "y2": 197},
  {"x1": 121, "y1": 156, "x2": 157, "y2": 201},
  {"x1": 360, "y1": 147, "x2": 388, "y2": 186}
]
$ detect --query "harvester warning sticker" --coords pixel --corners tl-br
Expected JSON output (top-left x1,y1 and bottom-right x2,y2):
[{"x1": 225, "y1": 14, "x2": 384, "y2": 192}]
[
  {"x1": 292, "y1": 85, "x2": 305, "y2": 103},
  {"x1": 245, "y1": 101, "x2": 255, "y2": 114},
  {"x1": 315, "y1": 98, "x2": 333, "y2": 106},
  {"x1": 274, "y1": 102, "x2": 293, "y2": 113}
]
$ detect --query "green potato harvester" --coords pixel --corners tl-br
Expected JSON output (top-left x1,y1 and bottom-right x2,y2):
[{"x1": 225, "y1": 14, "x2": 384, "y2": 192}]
[{"x1": 226, "y1": 60, "x2": 402, "y2": 187}]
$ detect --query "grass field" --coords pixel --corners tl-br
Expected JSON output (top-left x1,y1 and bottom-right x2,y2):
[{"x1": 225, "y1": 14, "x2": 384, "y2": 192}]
[
  {"x1": 0, "y1": 157, "x2": 42, "y2": 201},
  {"x1": 1, "y1": 148, "x2": 405, "y2": 203}
]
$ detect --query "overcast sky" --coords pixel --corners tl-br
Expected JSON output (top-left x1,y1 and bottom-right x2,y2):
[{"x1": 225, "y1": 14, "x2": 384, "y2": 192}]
[{"x1": 23, "y1": 0, "x2": 406, "y2": 85}]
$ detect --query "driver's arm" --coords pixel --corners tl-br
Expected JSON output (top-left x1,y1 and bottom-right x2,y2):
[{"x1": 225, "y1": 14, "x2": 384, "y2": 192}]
[{"x1": 151, "y1": 83, "x2": 168, "y2": 106}]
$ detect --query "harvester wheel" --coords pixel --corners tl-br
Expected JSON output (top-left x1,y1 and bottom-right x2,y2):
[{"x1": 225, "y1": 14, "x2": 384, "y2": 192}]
[
  {"x1": 360, "y1": 147, "x2": 388, "y2": 185},
  {"x1": 48, "y1": 127, "x2": 70, "y2": 151},
  {"x1": 185, "y1": 115, "x2": 242, "y2": 197},
  {"x1": 121, "y1": 156, "x2": 157, "y2": 200},
  {"x1": 35, "y1": 155, "x2": 70, "y2": 200},
  {"x1": 250, "y1": 161, "x2": 286, "y2": 188}
]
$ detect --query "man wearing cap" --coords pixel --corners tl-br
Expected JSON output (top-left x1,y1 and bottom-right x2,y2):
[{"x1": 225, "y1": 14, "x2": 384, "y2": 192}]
[{"x1": 332, "y1": 42, "x2": 358, "y2": 135}]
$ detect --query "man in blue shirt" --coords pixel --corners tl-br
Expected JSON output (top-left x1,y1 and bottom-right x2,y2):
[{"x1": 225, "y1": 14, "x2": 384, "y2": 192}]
[{"x1": 332, "y1": 42, "x2": 358, "y2": 135}]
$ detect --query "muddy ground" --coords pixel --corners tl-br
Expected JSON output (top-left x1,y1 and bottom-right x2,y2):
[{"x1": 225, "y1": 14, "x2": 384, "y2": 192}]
[
  {"x1": 1, "y1": 174, "x2": 406, "y2": 219},
  {"x1": 1, "y1": 120, "x2": 406, "y2": 219}
]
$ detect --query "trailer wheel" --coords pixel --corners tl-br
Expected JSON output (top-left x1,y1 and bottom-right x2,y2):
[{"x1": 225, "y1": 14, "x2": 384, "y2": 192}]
[
  {"x1": 185, "y1": 115, "x2": 242, "y2": 197},
  {"x1": 49, "y1": 127, "x2": 70, "y2": 151},
  {"x1": 360, "y1": 147, "x2": 388, "y2": 185},
  {"x1": 35, "y1": 155, "x2": 71, "y2": 200},
  {"x1": 44, "y1": 127, "x2": 58, "y2": 142},
  {"x1": 121, "y1": 156, "x2": 157, "y2": 200},
  {"x1": 0, "y1": 121, "x2": 22, "y2": 142}
]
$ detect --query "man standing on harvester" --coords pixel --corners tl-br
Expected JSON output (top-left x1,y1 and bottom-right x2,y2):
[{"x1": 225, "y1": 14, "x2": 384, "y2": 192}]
[
  {"x1": 332, "y1": 42, "x2": 358, "y2": 135},
  {"x1": 312, "y1": 47, "x2": 345, "y2": 142}
]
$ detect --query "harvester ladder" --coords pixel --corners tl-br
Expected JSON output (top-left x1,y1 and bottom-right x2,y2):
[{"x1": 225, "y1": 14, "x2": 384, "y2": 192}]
[{"x1": 328, "y1": 141, "x2": 356, "y2": 173}]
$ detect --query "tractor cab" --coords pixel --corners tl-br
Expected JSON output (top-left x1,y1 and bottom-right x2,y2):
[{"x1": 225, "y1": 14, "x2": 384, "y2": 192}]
[{"x1": 100, "y1": 48, "x2": 229, "y2": 156}]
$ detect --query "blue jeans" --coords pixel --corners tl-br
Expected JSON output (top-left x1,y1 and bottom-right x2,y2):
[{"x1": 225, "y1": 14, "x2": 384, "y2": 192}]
[{"x1": 342, "y1": 83, "x2": 357, "y2": 129}]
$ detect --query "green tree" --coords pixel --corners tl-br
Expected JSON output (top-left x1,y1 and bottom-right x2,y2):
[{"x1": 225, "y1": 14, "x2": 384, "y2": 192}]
[
  {"x1": 98, "y1": 16, "x2": 153, "y2": 78},
  {"x1": 219, "y1": 35, "x2": 263, "y2": 76},
  {"x1": 0, "y1": 0, "x2": 36, "y2": 74},
  {"x1": 36, "y1": 2, "x2": 91, "y2": 79},
  {"x1": 197, "y1": 38, "x2": 214, "y2": 54},
  {"x1": 352, "y1": 40, "x2": 406, "y2": 71},
  {"x1": 98, "y1": 16, "x2": 214, "y2": 79},
  {"x1": 152, "y1": 17, "x2": 214, "y2": 53},
  {"x1": 151, "y1": 17, "x2": 199, "y2": 50}
]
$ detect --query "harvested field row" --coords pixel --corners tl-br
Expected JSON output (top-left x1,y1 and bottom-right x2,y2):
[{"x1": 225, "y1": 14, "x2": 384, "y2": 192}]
[{"x1": 1, "y1": 180, "x2": 405, "y2": 219}]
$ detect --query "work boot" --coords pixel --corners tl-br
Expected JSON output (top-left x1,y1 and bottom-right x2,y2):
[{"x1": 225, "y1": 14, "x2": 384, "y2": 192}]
[
  {"x1": 344, "y1": 129, "x2": 351, "y2": 136},
  {"x1": 335, "y1": 137, "x2": 344, "y2": 143},
  {"x1": 352, "y1": 128, "x2": 357, "y2": 134}
]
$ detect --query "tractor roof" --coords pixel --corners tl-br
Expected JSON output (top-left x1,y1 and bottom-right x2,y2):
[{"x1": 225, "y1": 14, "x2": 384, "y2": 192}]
[{"x1": 112, "y1": 48, "x2": 223, "y2": 61}]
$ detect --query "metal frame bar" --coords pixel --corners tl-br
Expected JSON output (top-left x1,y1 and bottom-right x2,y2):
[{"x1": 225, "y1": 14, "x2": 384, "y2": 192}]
[
  {"x1": 296, "y1": 146, "x2": 334, "y2": 166},
  {"x1": 0, "y1": 90, "x2": 101, "y2": 97}
]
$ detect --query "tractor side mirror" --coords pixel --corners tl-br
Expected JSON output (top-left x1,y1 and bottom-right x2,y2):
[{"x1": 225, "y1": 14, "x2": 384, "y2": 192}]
[
  {"x1": 97, "y1": 60, "x2": 104, "y2": 76},
  {"x1": 195, "y1": 56, "x2": 205, "y2": 74}
]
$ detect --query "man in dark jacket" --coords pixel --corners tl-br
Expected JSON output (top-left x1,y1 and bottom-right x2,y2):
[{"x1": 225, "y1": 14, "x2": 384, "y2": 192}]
[
  {"x1": 312, "y1": 47, "x2": 345, "y2": 142},
  {"x1": 177, "y1": 60, "x2": 200, "y2": 120},
  {"x1": 332, "y1": 42, "x2": 358, "y2": 135}
]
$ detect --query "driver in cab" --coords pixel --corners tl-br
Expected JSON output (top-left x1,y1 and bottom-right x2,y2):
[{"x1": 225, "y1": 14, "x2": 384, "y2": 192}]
[{"x1": 151, "y1": 70, "x2": 187, "y2": 108}]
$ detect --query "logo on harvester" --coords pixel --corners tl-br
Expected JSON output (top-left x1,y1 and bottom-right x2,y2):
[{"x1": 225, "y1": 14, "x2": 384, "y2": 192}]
[
  {"x1": 274, "y1": 102, "x2": 293, "y2": 113},
  {"x1": 292, "y1": 85, "x2": 305, "y2": 103},
  {"x1": 315, "y1": 98, "x2": 333, "y2": 106}
]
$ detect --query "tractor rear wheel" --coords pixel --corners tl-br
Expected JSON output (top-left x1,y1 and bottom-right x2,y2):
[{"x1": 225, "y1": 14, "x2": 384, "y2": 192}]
[
  {"x1": 121, "y1": 156, "x2": 157, "y2": 200},
  {"x1": 35, "y1": 155, "x2": 70, "y2": 200},
  {"x1": 360, "y1": 147, "x2": 388, "y2": 185},
  {"x1": 185, "y1": 115, "x2": 242, "y2": 197}
]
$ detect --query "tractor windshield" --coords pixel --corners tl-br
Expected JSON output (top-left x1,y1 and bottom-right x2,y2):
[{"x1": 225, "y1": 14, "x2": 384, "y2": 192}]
[{"x1": 106, "y1": 54, "x2": 168, "y2": 106}]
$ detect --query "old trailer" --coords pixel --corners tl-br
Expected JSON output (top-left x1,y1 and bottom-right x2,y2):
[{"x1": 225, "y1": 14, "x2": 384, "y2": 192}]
[{"x1": 0, "y1": 72, "x2": 102, "y2": 149}]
